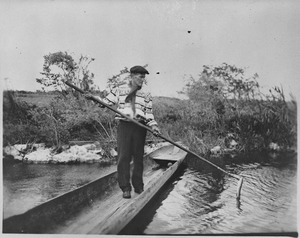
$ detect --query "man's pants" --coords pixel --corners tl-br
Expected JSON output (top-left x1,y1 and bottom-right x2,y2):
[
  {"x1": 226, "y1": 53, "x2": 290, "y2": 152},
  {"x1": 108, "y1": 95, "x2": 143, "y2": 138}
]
[{"x1": 117, "y1": 120, "x2": 147, "y2": 192}]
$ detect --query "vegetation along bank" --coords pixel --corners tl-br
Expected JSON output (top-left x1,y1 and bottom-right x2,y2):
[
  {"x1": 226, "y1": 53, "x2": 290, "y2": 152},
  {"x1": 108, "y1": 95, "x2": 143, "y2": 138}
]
[{"x1": 3, "y1": 52, "x2": 297, "y2": 164}]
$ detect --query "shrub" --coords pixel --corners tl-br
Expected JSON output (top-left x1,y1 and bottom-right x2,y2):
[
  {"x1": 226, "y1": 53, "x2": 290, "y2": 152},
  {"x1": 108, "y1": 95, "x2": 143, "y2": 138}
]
[{"x1": 180, "y1": 63, "x2": 297, "y2": 151}]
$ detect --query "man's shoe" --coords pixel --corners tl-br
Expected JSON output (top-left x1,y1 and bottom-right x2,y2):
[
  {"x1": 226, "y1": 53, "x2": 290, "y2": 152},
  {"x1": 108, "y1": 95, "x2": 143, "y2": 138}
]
[
  {"x1": 134, "y1": 188, "x2": 144, "y2": 194},
  {"x1": 123, "y1": 190, "x2": 131, "y2": 199}
]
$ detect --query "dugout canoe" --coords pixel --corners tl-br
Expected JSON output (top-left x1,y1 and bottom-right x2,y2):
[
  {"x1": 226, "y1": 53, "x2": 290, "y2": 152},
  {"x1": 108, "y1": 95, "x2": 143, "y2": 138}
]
[{"x1": 3, "y1": 142, "x2": 187, "y2": 234}]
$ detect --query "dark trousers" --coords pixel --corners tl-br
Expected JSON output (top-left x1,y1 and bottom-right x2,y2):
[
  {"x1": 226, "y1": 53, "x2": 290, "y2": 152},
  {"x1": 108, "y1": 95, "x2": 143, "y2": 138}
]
[{"x1": 117, "y1": 121, "x2": 147, "y2": 192}]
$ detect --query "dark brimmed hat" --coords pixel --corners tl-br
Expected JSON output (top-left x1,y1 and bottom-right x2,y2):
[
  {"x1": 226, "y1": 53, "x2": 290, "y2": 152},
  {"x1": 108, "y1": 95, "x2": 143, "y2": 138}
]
[{"x1": 130, "y1": 65, "x2": 149, "y2": 75}]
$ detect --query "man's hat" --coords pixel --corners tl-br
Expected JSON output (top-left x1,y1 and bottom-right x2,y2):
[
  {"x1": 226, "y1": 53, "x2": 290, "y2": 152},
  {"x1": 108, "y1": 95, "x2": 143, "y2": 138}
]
[{"x1": 130, "y1": 65, "x2": 149, "y2": 75}]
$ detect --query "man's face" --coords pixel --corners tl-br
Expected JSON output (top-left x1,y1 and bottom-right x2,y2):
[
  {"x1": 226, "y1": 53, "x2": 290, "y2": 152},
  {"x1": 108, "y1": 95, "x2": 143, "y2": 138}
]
[{"x1": 132, "y1": 73, "x2": 145, "y2": 89}]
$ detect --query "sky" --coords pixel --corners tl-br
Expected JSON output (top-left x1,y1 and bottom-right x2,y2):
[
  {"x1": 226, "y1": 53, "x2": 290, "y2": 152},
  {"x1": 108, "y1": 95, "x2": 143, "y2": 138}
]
[{"x1": 1, "y1": 0, "x2": 300, "y2": 99}]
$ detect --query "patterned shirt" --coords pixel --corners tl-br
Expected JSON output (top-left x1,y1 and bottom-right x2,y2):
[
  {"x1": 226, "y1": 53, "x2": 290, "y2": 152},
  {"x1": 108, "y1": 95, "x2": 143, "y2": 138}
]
[{"x1": 97, "y1": 77, "x2": 158, "y2": 127}]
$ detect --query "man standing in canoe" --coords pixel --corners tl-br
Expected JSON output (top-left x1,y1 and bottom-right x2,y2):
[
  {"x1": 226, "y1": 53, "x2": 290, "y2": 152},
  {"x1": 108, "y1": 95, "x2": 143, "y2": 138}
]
[{"x1": 88, "y1": 65, "x2": 160, "y2": 199}]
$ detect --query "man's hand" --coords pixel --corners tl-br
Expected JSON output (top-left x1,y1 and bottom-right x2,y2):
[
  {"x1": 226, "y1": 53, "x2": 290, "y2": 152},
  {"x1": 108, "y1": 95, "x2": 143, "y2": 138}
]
[
  {"x1": 151, "y1": 125, "x2": 161, "y2": 137},
  {"x1": 84, "y1": 93, "x2": 106, "y2": 108},
  {"x1": 84, "y1": 93, "x2": 93, "y2": 100}
]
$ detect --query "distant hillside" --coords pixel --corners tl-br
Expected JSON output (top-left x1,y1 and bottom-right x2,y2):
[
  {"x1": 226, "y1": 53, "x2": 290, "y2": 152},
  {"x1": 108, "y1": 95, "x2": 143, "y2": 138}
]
[
  {"x1": 13, "y1": 91, "x2": 58, "y2": 107},
  {"x1": 7, "y1": 90, "x2": 185, "y2": 108},
  {"x1": 153, "y1": 96, "x2": 183, "y2": 106}
]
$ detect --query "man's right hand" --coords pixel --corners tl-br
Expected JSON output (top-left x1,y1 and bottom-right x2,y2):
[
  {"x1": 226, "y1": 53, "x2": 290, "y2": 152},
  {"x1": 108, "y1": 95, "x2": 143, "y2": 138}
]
[{"x1": 151, "y1": 125, "x2": 161, "y2": 137}]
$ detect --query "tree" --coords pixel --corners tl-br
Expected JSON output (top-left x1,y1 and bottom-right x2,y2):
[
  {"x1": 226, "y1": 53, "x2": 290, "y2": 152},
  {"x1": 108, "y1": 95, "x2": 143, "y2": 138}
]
[
  {"x1": 184, "y1": 63, "x2": 260, "y2": 110},
  {"x1": 36, "y1": 51, "x2": 97, "y2": 93}
]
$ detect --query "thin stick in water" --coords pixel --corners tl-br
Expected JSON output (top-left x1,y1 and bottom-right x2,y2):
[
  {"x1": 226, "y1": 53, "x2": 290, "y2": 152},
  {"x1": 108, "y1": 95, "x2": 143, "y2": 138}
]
[{"x1": 236, "y1": 177, "x2": 244, "y2": 200}]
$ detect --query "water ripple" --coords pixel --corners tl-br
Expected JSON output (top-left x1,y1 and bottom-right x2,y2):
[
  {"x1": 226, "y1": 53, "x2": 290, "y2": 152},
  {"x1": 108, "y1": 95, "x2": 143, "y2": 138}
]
[{"x1": 143, "y1": 152, "x2": 297, "y2": 234}]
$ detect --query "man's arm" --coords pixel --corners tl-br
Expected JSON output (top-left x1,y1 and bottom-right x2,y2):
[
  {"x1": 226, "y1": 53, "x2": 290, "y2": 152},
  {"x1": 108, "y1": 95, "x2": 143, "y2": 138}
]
[{"x1": 144, "y1": 93, "x2": 161, "y2": 135}]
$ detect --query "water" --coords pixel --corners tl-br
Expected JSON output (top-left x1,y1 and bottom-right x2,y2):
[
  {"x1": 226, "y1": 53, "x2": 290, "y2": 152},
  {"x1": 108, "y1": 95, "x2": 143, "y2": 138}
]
[
  {"x1": 3, "y1": 152, "x2": 297, "y2": 235},
  {"x1": 122, "y1": 152, "x2": 297, "y2": 235},
  {"x1": 2, "y1": 163, "x2": 115, "y2": 219}
]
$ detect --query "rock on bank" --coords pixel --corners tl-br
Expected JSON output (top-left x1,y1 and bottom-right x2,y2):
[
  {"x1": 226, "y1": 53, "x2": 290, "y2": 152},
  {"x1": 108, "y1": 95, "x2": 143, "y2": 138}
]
[{"x1": 3, "y1": 142, "x2": 168, "y2": 164}]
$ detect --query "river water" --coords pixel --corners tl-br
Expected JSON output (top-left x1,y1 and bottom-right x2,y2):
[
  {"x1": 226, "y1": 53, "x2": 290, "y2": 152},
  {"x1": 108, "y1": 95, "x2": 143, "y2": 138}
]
[
  {"x1": 122, "y1": 151, "x2": 297, "y2": 235},
  {"x1": 2, "y1": 151, "x2": 298, "y2": 235}
]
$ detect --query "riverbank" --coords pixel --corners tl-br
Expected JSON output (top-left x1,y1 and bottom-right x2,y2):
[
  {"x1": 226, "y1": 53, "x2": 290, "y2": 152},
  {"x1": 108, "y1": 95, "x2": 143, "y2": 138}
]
[
  {"x1": 3, "y1": 86, "x2": 297, "y2": 165},
  {"x1": 2, "y1": 141, "x2": 171, "y2": 165},
  {"x1": 3, "y1": 137, "x2": 290, "y2": 165}
]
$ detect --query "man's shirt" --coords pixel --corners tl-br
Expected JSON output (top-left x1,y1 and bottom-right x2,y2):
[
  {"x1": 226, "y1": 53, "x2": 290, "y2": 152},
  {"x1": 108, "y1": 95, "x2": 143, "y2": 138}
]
[{"x1": 98, "y1": 77, "x2": 158, "y2": 127}]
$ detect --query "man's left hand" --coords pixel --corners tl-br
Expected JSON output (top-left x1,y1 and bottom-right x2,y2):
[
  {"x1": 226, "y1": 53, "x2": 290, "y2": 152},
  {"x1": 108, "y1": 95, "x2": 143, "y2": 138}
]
[{"x1": 84, "y1": 93, "x2": 93, "y2": 99}]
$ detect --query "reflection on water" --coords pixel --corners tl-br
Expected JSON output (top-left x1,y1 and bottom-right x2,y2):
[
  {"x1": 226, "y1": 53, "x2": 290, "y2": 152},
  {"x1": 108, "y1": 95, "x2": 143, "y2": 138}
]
[
  {"x1": 122, "y1": 152, "x2": 297, "y2": 235},
  {"x1": 2, "y1": 163, "x2": 115, "y2": 219}
]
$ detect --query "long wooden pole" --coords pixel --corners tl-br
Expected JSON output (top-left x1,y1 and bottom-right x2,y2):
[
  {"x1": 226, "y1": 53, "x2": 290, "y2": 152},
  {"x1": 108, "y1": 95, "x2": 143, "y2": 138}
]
[{"x1": 64, "y1": 80, "x2": 244, "y2": 199}]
